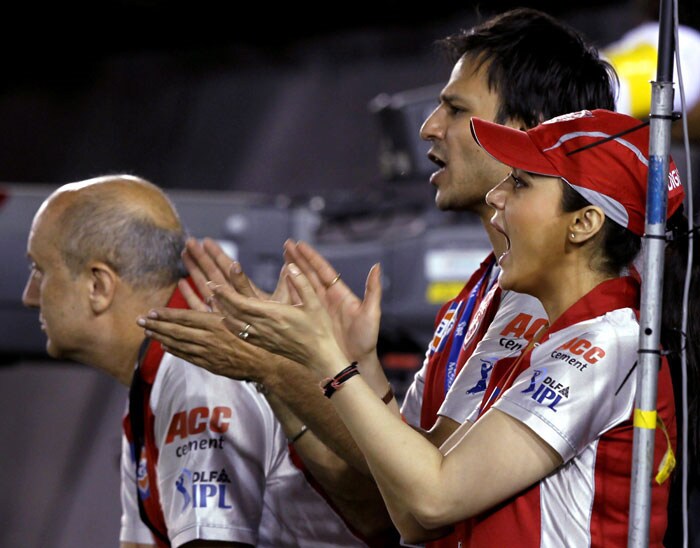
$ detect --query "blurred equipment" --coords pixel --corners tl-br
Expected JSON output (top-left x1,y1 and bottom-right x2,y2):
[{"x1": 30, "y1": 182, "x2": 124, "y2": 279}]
[{"x1": 369, "y1": 84, "x2": 442, "y2": 182}]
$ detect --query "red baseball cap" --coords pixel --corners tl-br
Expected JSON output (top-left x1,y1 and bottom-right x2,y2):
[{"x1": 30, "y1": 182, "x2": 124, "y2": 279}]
[{"x1": 470, "y1": 109, "x2": 685, "y2": 236}]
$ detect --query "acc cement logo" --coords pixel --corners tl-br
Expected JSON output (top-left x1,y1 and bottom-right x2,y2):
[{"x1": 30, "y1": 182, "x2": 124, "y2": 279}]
[{"x1": 176, "y1": 467, "x2": 233, "y2": 512}]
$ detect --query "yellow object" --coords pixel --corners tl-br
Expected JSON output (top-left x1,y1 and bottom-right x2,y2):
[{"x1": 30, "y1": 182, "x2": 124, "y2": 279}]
[
  {"x1": 633, "y1": 408, "x2": 657, "y2": 429},
  {"x1": 426, "y1": 281, "x2": 464, "y2": 304},
  {"x1": 631, "y1": 408, "x2": 676, "y2": 484},
  {"x1": 606, "y1": 43, "x2": 658, "y2": 118},
  {"x1": 655, "y1": 416, "x2": 676, "y2": 485}
]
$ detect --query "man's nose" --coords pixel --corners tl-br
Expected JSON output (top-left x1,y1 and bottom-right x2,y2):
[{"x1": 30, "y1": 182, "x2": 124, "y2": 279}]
[
  {"x1": 419, "y1": 106, "x2": 444, "y2": 142},
  {"x1": 22, "y1": 274, "x2": 39, "y2": 308}
]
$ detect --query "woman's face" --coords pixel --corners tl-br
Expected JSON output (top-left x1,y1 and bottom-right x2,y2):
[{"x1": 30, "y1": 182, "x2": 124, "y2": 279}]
[{"x1": 485, "y1": 169, "x2": 572, "y2": 296}]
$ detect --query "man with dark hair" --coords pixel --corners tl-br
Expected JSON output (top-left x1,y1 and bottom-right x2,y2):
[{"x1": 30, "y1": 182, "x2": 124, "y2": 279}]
[
  {"x1": 22, "y1": 175, "x2": 367, "y2": 548},
  {"x1": 138, "y1": 8, "x2": 619, "y2": 546},
  {"x1": 402, "y1": 6, "x2": 618, "y2": 442},
  {"x1": 438, "y1": 8, "x2": 617, "y2": 129}
]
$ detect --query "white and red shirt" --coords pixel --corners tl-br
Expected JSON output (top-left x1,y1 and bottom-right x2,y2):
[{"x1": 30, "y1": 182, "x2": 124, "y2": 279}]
[
  {"x1": 401, "y1": 253, "x2": 500, "y2": 431},
  {"x1": 400, "y1": 254, "x2": 549, "y2": 548},
  {"x1": 458, "y1": 276, "x2": 676, "y2": 547},
  {"x1": 438, "y1": 289, "x2": 547, "y2": 425},
  {"x1": 403, "y1": 280, "x2": 546, "y2": 548},
  {"x1": 119, "y1": 288, "x2": 367, "y2": 548}
]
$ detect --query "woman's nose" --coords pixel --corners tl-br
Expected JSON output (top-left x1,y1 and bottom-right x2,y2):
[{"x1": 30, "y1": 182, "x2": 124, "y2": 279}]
[{"x1": 485, "y1": 176, "x2": 509, "y2": 210}]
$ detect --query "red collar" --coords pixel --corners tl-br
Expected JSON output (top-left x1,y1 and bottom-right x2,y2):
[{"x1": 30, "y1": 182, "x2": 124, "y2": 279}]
[
  {"x1": 544, "y1": 276, "x2": 640, "y2": 340},
  {"x1": 138, "y1": 282, "x2": 192, "y2": 383}
]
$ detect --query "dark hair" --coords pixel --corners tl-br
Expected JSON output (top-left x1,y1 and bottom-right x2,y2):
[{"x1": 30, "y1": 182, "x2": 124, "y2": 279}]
[
  {"x1": 662, "y1": 208, "x2": 699, "y2": 545},
  {"x1": 438, "y1": 8, "x2": 618, "y2": 127},
  {"x1": 560, "y1": 182, "x2": 641, "y2": 275},
  {"x1": 663, "y1": 209, "x2": 699, "y2": 471}
]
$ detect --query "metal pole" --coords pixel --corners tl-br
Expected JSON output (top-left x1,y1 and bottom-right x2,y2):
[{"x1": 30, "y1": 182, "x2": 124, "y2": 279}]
[{"x1": 627, "y1": 0, "x2": 675, "y2": 545}]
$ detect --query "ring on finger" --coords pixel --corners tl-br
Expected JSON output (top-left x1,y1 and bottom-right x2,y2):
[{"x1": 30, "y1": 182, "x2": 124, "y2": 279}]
[
  {"x1": 326, "y1": 273, "x2": 341, "y2": 289},
  {"x1": 238, "y1": 322, "x2": 252, "y2": 340}
]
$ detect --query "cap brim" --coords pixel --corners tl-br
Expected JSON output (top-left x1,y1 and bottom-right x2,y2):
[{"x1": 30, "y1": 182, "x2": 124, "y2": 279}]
[{"x1": 470, "y1": 117, "x2": 560, "y2": 178}]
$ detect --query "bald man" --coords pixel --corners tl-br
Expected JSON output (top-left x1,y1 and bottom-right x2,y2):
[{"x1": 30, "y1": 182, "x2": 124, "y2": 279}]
[{"x1": 22, "y1": 175, "x2": 366, "y2": 548}]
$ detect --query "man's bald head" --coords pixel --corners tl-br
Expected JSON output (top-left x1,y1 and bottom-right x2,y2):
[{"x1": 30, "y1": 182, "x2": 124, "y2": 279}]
[{"x1": 42, "y1": 174, "x2": 186, "y2": 291}]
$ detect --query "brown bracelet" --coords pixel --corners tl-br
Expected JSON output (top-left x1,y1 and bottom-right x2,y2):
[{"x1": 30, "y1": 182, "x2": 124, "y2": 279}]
[{"x1": 382, "y1": 385, "x2": 395, "y2": 404}]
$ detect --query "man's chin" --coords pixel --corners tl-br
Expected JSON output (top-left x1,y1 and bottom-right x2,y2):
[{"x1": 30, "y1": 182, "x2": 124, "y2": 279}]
[
  {"x1": 434, "y1": 191, "x2": 452, "y2": 211},
  {"x1": 435, "y1": 196, "x2": 464, "y2": 213},
  {"x1": 45, "y1": 341, "x2": 64, "y2": 360}
]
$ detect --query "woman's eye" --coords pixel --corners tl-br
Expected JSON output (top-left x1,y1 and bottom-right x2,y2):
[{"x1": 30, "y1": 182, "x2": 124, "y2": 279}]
[{"x1": 511, "y1": 174, "x2": 526, "y2": 188}]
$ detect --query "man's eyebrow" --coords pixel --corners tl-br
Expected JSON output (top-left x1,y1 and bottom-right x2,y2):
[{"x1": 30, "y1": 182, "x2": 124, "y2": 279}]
[
  {"x1": 440, "y1": 93, "x2": 461, "y2": 104},
  {"x1": 442, "y1": 93, "x2": 475, "y2": 112}
]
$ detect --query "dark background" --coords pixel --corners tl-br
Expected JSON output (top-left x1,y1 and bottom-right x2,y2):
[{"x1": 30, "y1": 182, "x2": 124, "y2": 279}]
[
  {"x1": 1, "y1": 1, "x2": 699, "y2": 546},
  {"x1": 0, "y1": 0, "x2": 660, "y2": 197}
]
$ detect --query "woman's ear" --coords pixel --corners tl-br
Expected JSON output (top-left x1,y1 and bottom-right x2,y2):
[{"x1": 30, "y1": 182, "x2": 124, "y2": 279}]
[
  {"x1": 569, "y1": 206, "x2": 606, "y2": 244},
  {"x1": 89, "y1": 262, "x2": 118, "y2": 314}
]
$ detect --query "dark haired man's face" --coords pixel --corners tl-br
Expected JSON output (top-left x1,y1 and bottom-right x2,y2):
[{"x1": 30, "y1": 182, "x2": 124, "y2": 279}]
[{"x1": 420, "y1": 56, "x2": 518, "y2": 216}]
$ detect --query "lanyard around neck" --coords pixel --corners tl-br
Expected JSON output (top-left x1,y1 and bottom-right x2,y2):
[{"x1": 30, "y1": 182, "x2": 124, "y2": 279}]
[{"x1": 443, "y1": 260, "x2": 498, "y2": 394}]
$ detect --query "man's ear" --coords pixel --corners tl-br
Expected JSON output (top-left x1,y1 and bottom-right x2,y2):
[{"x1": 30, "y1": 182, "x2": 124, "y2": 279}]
[
  {"x1": 569, "y1": 206, "x2": 606, "y2": 244},
  {"x1": 89, "y1": 262, "x2": 118, "y2": 314}
]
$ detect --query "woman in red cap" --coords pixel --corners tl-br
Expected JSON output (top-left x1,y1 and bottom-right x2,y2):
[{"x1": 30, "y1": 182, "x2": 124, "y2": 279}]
[{"x1": 203, "y1": 109, "x2": 695, "y2": 547}]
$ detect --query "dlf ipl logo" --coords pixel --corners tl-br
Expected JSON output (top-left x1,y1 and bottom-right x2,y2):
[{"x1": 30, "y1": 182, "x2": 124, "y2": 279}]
[
  {"x1": 521, "y1": 368, "x2": 570, "y2": 412},
  {"x1": 176, "y1": 467, "x2": 232, "y2": 512}
]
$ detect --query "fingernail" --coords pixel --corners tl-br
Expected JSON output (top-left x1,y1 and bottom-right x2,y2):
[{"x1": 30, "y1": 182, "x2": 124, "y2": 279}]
[
  {"x1": 231, "y1": 261, "x2": 242, "y2": 274},
  {"x1": 144, "y1": 329, "x2": 152, "y2": 337},
  {"x1": 206, "y1": 281, "x2": 220, "y2": 290},
  {"x1": 137, "y1": 317, "x2": 146, "y2": 326},
  {"x1": 148, "y1": 310, "x2": 158, "y2": 319},
  {"x1": 288, "y1": 263, "x2": 300, "y2": 275}
]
